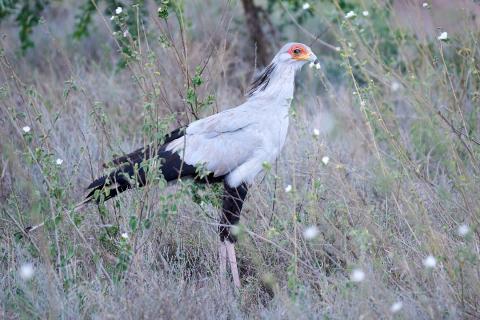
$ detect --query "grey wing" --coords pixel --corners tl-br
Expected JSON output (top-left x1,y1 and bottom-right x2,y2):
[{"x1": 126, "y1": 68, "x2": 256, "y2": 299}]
[
  {"x1": 166, "y1": 108, "x2": 261, "y2": 177},
  {"x1": 186, "y1": 108, "x2": 252, "y2": 136}
]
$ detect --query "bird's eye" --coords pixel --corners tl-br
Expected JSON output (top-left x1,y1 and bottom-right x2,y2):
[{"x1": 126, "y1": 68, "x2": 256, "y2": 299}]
[{"x1": 293, "y1": 48, "x2": 301, "y2": 54}]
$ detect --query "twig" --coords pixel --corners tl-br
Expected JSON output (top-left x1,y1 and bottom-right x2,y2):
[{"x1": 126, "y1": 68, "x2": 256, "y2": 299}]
[
  {"x1": 24, "y1": 199, "x2": 89, "y2": 233},
  {"x1": 437, "y1": 111, "x2": 480, "y2": 146},
  {"x1": 278, "y1": 1, "x2": 339, "y2": 52}
]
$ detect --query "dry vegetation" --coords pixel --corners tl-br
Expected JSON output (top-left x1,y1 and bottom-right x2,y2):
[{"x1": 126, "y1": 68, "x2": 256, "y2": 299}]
[{"x1": 1, "y1": 0, "x2": 480, "y2": 319}]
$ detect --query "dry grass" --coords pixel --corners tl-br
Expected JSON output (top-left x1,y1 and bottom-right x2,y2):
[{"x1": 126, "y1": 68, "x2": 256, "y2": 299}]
[{"x1": 1, "y1": 0, "x2": 480, "y2": 319}]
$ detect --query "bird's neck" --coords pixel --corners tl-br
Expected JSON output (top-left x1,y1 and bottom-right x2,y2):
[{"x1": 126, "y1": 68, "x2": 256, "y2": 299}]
[{"x1": 247, "y1": 63, "x2": 298, "y2": 105}]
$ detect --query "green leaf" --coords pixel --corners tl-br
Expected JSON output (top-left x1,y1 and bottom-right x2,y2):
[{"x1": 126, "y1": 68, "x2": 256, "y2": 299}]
[
  {"x1": 129, "y1": 216, "x2": 138, "y2": 232},
  {"x1": 73, "y1": 1, "x2": 96, "y2": 39},
  {"x1": 142, "y1": 218, "x2": 151, "y2": 229},
  {"x1": 15, "y1": 0, "x2": 47, "y2": 52}
]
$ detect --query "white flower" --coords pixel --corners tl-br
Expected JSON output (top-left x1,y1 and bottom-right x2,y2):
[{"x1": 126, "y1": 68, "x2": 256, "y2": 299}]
[
  {"x1": 423, "y1": 255, "x2": 436, "y2": 268},
  {"x1": 284, "y1": 185, "x2": 292, "y2": 193},
  {"x1": 110, "y1": 15, "x2": 115, "y2": 20},
  {"x1": 313, "y1": 128, "x2": 320, "y2": 136},
  {"x1": 303, "y1": 225, "x2": 319, "y2": 240},
  {"x1": 20, "y1": 263, "x2": 34, "y2": 280},
  {"x1": 22, "y1": 126, "x2": 31, "y2": 133},
  {"x1": 321, "y1": 156, "x2": 330, "y2": 165},
  {"x1": 360, "y1": 100, "x2": 366, "y2": 107},
  {"x1": 121, "y1": 232, "x2": 129, "y2": 239},
  {"x1": 457, "y1": 224, "x2": 469, "y2": 237},
  {"x1": 335, "y1": 47, "x2": 341, "y2": 52},
  {"x1": 390, "y1": 301, "x2": 403, "y2": 313},
  {"x1": 55, "y1": 158, "x2": 63, "y2": 165},
  {"x1": 362, "y1": 11, "x2": 369, "y2": 16},
  {"x1": 422, "y1": 2, "x2": 429, "y2": 8},
  {"x1": 391, "y1": 81, "x2": 401, "y2": 92},
  {"x1": 350, "y1": 268, "x2": 365, "y2": 282},
  {"x1": 437, "y1": 32, "x2": 448, "y2": 41},
  {"x1": 302, "y1": 3, "x2": 310, "y2": 10},
  {"x1": 115, "y1": 7, "x2": 123, "y2": 15},
  {"x1": 123, "y1": 30, "x2": 129, "y2": 37},
  {"x1": 345, "y1": 11, "x2": 356, "y2": 19}
]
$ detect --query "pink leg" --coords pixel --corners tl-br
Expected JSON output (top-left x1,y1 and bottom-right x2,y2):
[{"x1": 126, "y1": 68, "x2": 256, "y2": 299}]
[
  {"x1": 219, "y1": 241, "x2": 227, "y2": 288},
  {"x1": 225, "y1": 241, "x2": 241, "y2": 289}
]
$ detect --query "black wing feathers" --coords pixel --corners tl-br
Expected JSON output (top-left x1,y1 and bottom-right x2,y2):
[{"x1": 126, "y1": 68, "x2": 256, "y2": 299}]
[
  {"x1": 105, "y1": 127, "x2": 186, "y2": 167},
  {"x1": 85, "y1": 127, "x2": 188, "y2": 202}
]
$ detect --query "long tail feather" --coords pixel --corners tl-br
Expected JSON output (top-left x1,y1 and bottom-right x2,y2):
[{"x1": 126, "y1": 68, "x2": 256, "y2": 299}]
[
  {"x1": 22, "y1": 128, "x2": 189, "y2": 235},
  {"x1": 23, "y1": 199, "x2": 89, "y2": 234}
]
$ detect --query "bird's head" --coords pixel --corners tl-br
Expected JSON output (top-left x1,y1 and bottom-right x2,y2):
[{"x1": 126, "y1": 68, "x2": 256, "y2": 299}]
[
  {"x1": 247, "y1": 42, "x2": 318, "y2": 97},
  {"x1": 274, "y1": 42, "x2": 319, "y2": 69}
]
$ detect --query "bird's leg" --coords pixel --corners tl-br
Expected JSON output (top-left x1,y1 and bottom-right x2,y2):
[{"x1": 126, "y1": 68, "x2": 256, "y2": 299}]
[
  {"x1": 219, "y1": 181, "x2": 248, "y2": 289},
  {"x1": 219, "y1": 241, "x2": 227, "y2": 288},
  {"x1": 225, "y1": 240, "x2": 240, "y2": 289}
]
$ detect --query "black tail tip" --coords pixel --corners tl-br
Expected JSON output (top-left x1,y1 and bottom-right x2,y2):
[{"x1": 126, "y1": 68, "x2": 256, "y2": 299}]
[{"x1": 13, "y1": 226, "x2": 33, "y2": 239}]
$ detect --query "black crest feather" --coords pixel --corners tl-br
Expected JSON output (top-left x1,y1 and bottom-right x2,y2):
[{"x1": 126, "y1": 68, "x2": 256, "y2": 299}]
[{"x1": 247, "y1": 63, "x2": 276, "y2": 96}]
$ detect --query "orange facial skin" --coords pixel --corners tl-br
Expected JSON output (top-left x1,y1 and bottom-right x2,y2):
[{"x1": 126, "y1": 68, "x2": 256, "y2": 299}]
[{"x1": 288, "y1": 44, "x2": 310, "y2": 61}]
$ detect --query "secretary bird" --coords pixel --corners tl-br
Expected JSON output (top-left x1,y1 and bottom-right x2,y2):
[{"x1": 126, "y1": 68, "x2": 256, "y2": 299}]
[{"x1": 29, "y1": 42, "x2": 318, "y2": 288}]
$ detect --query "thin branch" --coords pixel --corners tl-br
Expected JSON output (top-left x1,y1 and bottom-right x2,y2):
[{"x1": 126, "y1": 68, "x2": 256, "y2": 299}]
[{"x1": 437, "y1": 111, "x2": 480, "y2": 146}]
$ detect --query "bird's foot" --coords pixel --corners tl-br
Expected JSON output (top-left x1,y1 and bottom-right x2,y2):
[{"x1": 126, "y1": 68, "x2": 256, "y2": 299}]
[{"x1": 218, "y1": 240, "x2": 241, "y2": 290}]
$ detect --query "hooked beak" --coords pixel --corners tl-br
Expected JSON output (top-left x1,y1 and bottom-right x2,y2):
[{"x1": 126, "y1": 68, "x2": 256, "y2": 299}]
[{"x1": 308, "y1": 52, "x2": 319, "y2": 65}]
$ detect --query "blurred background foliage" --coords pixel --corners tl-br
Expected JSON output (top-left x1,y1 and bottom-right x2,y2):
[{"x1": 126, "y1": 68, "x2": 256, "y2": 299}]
[{"x1": 1, "y1": 0, "x2": 480, "y2": 319}]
